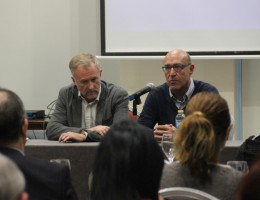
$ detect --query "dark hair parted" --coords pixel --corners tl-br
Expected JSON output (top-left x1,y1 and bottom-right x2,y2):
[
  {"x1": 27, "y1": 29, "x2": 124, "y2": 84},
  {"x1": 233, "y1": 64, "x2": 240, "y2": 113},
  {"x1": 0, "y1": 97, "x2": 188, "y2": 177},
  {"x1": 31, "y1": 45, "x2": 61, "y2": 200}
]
[
  {"x1": 0, "y1": 88, "x2": 25, "y2": 144},
  {"x1": 174, "y1": 92, "x2": 231, "y2": 182},
  {"x1": 90, "y1": 120, "x2": 165, "y2": 200}
]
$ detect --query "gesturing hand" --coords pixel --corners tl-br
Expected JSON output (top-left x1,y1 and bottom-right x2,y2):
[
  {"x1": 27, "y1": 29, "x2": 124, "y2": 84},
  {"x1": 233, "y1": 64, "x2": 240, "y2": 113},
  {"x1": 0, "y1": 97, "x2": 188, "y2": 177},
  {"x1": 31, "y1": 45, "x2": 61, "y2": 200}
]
[{"x1": 154, "y1": 124, "x2": 176, "y2": 140}]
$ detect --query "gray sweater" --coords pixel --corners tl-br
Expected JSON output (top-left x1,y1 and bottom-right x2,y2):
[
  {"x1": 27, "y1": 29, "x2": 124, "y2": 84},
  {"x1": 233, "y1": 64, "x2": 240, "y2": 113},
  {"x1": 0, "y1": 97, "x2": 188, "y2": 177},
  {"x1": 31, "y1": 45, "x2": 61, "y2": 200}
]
[{"x1": 160, "y1": 162, "x2": 244, "y2": 200}]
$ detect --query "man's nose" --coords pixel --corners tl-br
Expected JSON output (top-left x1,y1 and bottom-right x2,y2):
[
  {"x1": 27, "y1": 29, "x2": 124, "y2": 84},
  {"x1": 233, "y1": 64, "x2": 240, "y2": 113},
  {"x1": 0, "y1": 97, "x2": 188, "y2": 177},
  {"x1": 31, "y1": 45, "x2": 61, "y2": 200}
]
[
  {"x1": 169, "y1": 68, "x2": 177, "y2": 75},
  {"x1": 88, "y1": 82, "x2": 94, "y2": 89}
]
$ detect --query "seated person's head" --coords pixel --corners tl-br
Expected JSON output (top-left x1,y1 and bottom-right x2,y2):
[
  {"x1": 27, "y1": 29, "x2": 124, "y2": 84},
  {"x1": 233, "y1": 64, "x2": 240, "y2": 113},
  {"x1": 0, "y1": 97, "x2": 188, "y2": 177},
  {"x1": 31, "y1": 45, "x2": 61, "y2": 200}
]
[
  {"x1": 174, "y1": 92, "x2": 231, "y2": 182},
  {"x1": 0, "y1": 153, "x2": 28, "y2": 200},
  {"x1": 185, "y1": 92, "x2": 231, "y2": 153},
  {"x1": 90, "y1": 120, "x2": 165, "y2": 200},
  {"x1": 0, "y1": 88, "x2": 26, "y2": 146}
]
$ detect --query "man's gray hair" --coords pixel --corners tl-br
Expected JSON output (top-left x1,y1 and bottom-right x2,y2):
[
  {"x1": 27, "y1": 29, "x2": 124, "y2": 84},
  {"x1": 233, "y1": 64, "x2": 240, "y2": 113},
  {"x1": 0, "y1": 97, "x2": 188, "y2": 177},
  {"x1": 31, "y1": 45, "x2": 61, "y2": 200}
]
[
  {"x1": 0, "y1": 153, "x2": 25, "y2": 200},
  {"x1": 69, "y1": 53, "x2": 100, "y2": 76}
]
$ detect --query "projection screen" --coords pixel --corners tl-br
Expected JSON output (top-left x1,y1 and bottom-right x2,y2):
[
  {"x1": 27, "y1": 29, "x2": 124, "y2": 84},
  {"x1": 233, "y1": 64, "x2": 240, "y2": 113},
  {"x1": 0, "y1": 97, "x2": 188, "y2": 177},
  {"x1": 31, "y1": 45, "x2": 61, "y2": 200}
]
[{"x1": 100, "y1": 0, "x2": 260, "y2": 56}]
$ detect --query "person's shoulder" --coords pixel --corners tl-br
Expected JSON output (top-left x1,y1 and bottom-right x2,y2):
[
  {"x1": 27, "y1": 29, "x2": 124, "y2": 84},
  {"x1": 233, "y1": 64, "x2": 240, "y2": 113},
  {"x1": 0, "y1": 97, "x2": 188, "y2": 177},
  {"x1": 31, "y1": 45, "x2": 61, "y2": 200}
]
[
  {"x1": 161, "y1": 162, "x2": 186, "y2": 188},
  {"x1": 0, "y1": 147, "x2": 24, "y2": 160},
  {"x1": 143, "y1": 83, "x2": 169, "y2": 104},
  {"x1": 193, "y1": 80, "x2": 218, "y2": 93},
  {"x1": 150, "y1": 82, "x2": 168, "y2": 94},
  {"x1": 194, "y1": 80, "x2": 214, "y2": 87},
  {"x1": 101, "y1": 80, "x2": 128, "y2": 95},
  {"x1": 18, "y1": 155, "x2": 75, "y2": 199},
  {"x1": 163, "y1": 162, "x2": 182, "y2": 174},
  {"x1": 59, "y1": 83, "x2": 74, "y2": 90},
  {"x1": 214, "y1": 164, "x2": 245, "y2": 179},
  {"x1": 102, "y1": 80, "x2": 125, "y2": 90},
  {"x1": 23, "y1": 155, "x2": 68, "y2": 174},
  {"x1": 59, "y1": 84, "x2": 78, "y2": 97}
]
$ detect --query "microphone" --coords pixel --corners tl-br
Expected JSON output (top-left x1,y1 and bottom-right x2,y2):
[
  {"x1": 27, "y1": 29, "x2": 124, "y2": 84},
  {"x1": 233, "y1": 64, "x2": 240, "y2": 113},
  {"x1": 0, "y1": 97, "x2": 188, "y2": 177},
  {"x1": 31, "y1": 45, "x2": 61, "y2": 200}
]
[{"x1": 129, "y1": 83, "x2": 155, "y2": 101}]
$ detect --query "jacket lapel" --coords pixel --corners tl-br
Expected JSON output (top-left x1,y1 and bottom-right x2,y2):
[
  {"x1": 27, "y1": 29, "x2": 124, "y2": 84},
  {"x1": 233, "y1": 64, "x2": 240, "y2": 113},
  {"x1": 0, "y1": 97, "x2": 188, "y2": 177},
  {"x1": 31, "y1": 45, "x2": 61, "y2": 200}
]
[{"x1": 95, "y1": 81, "x2": 106, "y2": 125}]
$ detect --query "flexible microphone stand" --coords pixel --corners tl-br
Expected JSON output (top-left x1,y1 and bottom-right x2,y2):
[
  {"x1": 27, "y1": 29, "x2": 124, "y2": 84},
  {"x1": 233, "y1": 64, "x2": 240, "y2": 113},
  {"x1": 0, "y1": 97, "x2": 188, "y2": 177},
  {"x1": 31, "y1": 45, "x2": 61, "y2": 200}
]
[{"x1": 132, "y1": 97, "x2": 141, "y2": 121}]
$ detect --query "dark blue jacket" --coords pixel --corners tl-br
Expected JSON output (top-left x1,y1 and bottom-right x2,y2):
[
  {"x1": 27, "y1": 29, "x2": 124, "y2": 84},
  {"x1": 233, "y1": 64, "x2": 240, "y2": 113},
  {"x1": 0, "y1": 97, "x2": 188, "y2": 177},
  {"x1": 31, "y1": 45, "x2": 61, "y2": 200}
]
[
  {"x1": 0, "y1": 147, "x2": 78, "y2": 200},
  {"x1": 138, "y1": 80, "x2": 219, "y2": 129}
]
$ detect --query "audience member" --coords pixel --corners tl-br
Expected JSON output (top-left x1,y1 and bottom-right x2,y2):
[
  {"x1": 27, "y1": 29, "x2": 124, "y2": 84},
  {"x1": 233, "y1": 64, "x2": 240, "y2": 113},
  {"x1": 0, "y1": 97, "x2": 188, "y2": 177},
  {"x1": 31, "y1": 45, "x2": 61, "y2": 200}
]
[
  {"x1": 138, "y1": 49, "x2": 218, "y2": 139},
  {"x1": 235, "y1": 134, "x2": 260, "y2": 168},
  {"x1": 0, "y1": 153, "x2": 28, "y2": 200},
  {"x1": 90, "y1": 120, "x2": 165, "y2": 200},
  {"x1": 46, "y1": 53, "x2": 129, "y2": 142},
  {"x1": 0, "y1": 88, "x2": 78, "y2": 200},
  {"x1": 160, "y1": 92, "x2": 244, "y2": 200},
  {"x1": 235, "y1": 154, "x2": 260, "y2": 200}
]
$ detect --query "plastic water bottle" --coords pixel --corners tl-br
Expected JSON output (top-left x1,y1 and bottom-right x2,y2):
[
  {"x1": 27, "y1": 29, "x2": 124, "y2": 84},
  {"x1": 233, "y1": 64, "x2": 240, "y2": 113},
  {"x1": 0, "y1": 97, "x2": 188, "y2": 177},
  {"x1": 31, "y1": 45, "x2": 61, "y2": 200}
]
[{"x1": 175, "y1": 110, "x2": 185, "y2": 128}]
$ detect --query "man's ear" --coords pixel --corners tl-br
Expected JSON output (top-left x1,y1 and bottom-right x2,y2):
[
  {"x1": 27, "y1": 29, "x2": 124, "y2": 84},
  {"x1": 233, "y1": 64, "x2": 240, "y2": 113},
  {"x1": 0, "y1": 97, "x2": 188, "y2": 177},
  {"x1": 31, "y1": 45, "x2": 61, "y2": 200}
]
[
  {"x1": 22, "y1": 118, "x2": 28, "y2": 139},
  {"x1": 71, "y1": 76, "x2": 76, "y2": 85},
  {"x1": 189, "y1": 64, "x2": 195, "y2": 75}
]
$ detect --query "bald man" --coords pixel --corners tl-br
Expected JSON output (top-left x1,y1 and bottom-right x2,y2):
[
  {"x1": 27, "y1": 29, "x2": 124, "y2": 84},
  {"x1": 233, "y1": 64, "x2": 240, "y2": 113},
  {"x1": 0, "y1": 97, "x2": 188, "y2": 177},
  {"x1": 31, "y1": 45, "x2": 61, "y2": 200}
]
[{"x1": 138, "y1": 49, "x2": 219, "y2": 140}]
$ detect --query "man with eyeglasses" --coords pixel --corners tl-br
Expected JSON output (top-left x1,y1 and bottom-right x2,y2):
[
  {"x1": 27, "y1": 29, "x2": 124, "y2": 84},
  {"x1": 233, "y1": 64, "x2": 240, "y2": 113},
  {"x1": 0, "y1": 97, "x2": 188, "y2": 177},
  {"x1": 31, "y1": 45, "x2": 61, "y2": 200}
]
[{"x1": 138, "y1": 49, "x2": 218, "y2": 139}]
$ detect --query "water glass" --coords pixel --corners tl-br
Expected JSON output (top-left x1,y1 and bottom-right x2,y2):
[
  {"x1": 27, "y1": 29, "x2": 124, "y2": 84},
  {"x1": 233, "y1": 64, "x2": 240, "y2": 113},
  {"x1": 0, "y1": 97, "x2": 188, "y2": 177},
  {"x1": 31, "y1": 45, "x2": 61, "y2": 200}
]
[
  {"x1": 227, "y1": 161, "x2": 249, "y2": 173},
  {"x1": 161, "y1": 133, "x2": 174, "y2": 164}
]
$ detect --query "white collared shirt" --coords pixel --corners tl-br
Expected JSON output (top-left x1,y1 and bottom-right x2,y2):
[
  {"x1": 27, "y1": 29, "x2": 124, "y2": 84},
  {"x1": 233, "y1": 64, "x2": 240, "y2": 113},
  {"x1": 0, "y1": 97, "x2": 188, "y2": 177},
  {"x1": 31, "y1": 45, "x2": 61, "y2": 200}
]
[
  {"x1": 80, "y1": 86, "x2": 101, "y2": 129},
  {"x1": 169, "y1": 77, "x2": 195, "y2": 110}
]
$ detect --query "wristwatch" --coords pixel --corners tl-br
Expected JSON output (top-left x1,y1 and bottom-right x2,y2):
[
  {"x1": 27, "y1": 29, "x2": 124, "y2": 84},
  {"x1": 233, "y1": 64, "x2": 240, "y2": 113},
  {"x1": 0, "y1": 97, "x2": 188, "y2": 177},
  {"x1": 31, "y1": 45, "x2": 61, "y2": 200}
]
[{"x1": 80, "y1": 130, "x2": 88, "y2": 141}]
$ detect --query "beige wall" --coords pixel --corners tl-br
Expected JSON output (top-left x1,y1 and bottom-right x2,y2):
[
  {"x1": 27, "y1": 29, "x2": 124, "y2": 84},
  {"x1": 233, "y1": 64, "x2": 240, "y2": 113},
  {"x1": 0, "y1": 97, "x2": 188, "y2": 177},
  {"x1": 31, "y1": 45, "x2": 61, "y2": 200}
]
[{"x1": 242, "y1": 60, "x2": 260, "y2": 139}]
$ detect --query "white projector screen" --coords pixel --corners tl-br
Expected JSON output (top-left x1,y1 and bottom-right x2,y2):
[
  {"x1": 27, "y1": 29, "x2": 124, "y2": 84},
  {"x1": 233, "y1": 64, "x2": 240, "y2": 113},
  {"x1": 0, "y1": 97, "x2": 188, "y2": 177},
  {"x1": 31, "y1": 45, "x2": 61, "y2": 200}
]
[{"x1": 100, "y1": 0, "x2": 260, "y2": 56}]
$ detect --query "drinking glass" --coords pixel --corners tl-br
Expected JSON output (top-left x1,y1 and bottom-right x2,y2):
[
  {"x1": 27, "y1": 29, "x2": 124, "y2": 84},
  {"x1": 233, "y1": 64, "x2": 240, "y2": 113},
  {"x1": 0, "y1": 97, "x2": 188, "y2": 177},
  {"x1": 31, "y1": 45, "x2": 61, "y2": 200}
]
[
  {"x1": 161, "y1": 134, "x2": 174, "y2": 164},
  {"x1": 50, "y1": 158, "x2": 71, "y2": 170},
  {"x1": 227, "y1": 161, "x2": 249, "y2": 173}
]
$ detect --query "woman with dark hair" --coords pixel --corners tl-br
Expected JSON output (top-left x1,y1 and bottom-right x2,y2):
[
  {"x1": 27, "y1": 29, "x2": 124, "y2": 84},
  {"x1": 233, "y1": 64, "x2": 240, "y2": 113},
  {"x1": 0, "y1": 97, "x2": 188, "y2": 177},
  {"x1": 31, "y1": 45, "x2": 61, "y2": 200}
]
[
  {"x1": 160, "y1": 92, "x2": 244, "y2": 200},
  {"x1": 90, "y1": 120, "x2": 165, "y2": 200}
]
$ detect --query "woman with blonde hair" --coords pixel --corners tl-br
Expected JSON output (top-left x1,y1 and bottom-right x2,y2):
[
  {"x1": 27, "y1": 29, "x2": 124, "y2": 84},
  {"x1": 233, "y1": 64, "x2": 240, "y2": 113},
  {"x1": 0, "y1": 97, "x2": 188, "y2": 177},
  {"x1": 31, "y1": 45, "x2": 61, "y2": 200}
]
[{"x1": 160, "y1": 92, "x2": 244, "y2": 200}]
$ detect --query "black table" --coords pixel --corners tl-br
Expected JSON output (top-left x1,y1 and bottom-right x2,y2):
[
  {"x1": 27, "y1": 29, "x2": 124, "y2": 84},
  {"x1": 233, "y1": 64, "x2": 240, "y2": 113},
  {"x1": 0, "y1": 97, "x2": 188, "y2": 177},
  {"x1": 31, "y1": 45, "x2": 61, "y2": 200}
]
[
  {"x1": 25, "y1": 140, "x2": 243, "y2": 200},
  {"x1": 25, "y1": 140, "x2": 99, "y2": 200}
]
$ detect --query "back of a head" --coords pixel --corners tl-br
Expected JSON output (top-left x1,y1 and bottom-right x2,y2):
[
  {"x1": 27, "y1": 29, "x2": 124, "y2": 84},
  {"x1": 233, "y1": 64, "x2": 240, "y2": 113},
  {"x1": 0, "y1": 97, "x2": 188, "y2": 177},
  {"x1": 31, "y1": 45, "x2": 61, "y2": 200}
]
[
  {"x1": 90, "y1": 120, "x2": 164, "y2": 200},
  {"x1": 174, "y1": 92, "x2": 231, "y2": 182},
  {"x1": 185, "y1": 92, "x2": 231, "y2": 151},
  {"x1": 0, "y1": 153, "x2": 25, "y2": 200},
  {"x1": 174, "y1": 111, "x2": 215, "y2": 182},
  {"x1": 0, "y1": 88, "x2": 25, "y2": 144}
]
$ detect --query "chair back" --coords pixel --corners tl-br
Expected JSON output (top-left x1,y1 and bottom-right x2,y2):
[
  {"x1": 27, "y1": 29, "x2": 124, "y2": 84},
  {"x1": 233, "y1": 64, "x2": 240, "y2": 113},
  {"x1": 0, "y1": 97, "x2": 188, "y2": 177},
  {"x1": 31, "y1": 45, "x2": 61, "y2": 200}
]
[
  {"x1": 159, "y1": 187, "x2": 220, "y2": 200},
  {"x1": 128, "y1": 110, "x2": 139, "y2": 120}
]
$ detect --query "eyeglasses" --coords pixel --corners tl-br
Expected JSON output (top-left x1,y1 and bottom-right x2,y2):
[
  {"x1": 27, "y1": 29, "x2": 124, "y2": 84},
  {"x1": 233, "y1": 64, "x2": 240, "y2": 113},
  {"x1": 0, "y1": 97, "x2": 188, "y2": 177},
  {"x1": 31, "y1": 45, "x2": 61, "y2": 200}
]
[{"x1": 162, "y1": 63, "x2": 191, "y2": 73}]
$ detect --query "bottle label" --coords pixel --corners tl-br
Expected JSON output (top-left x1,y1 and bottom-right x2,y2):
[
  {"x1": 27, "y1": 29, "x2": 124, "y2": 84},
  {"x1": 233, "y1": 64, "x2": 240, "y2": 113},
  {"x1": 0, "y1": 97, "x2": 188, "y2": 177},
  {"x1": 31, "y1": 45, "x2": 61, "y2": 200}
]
[{"x1": 176, "y1": 120, "x2": 182, "y2": 128}]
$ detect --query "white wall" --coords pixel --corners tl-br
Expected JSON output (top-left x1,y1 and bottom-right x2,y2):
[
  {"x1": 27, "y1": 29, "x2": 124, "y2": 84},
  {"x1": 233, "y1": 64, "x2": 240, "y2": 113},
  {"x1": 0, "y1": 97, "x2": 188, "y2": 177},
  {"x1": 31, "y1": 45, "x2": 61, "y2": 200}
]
[
  {"x1": 242, "y1": 60, "x2": 260, "y2": 139},
  {"x1": 0, "y1": 0, "x2": 102, "y2": 110},
  {"x1": 1, "y1": 0, "x2": 260, "y2": 140}
]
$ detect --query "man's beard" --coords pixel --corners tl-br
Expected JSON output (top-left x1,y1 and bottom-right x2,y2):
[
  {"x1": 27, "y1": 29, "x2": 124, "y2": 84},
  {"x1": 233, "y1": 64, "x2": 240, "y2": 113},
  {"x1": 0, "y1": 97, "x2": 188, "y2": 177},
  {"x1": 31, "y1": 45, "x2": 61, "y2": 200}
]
[{"x1": 84, "y1": 90, "x2": 98, "y2": 102}]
